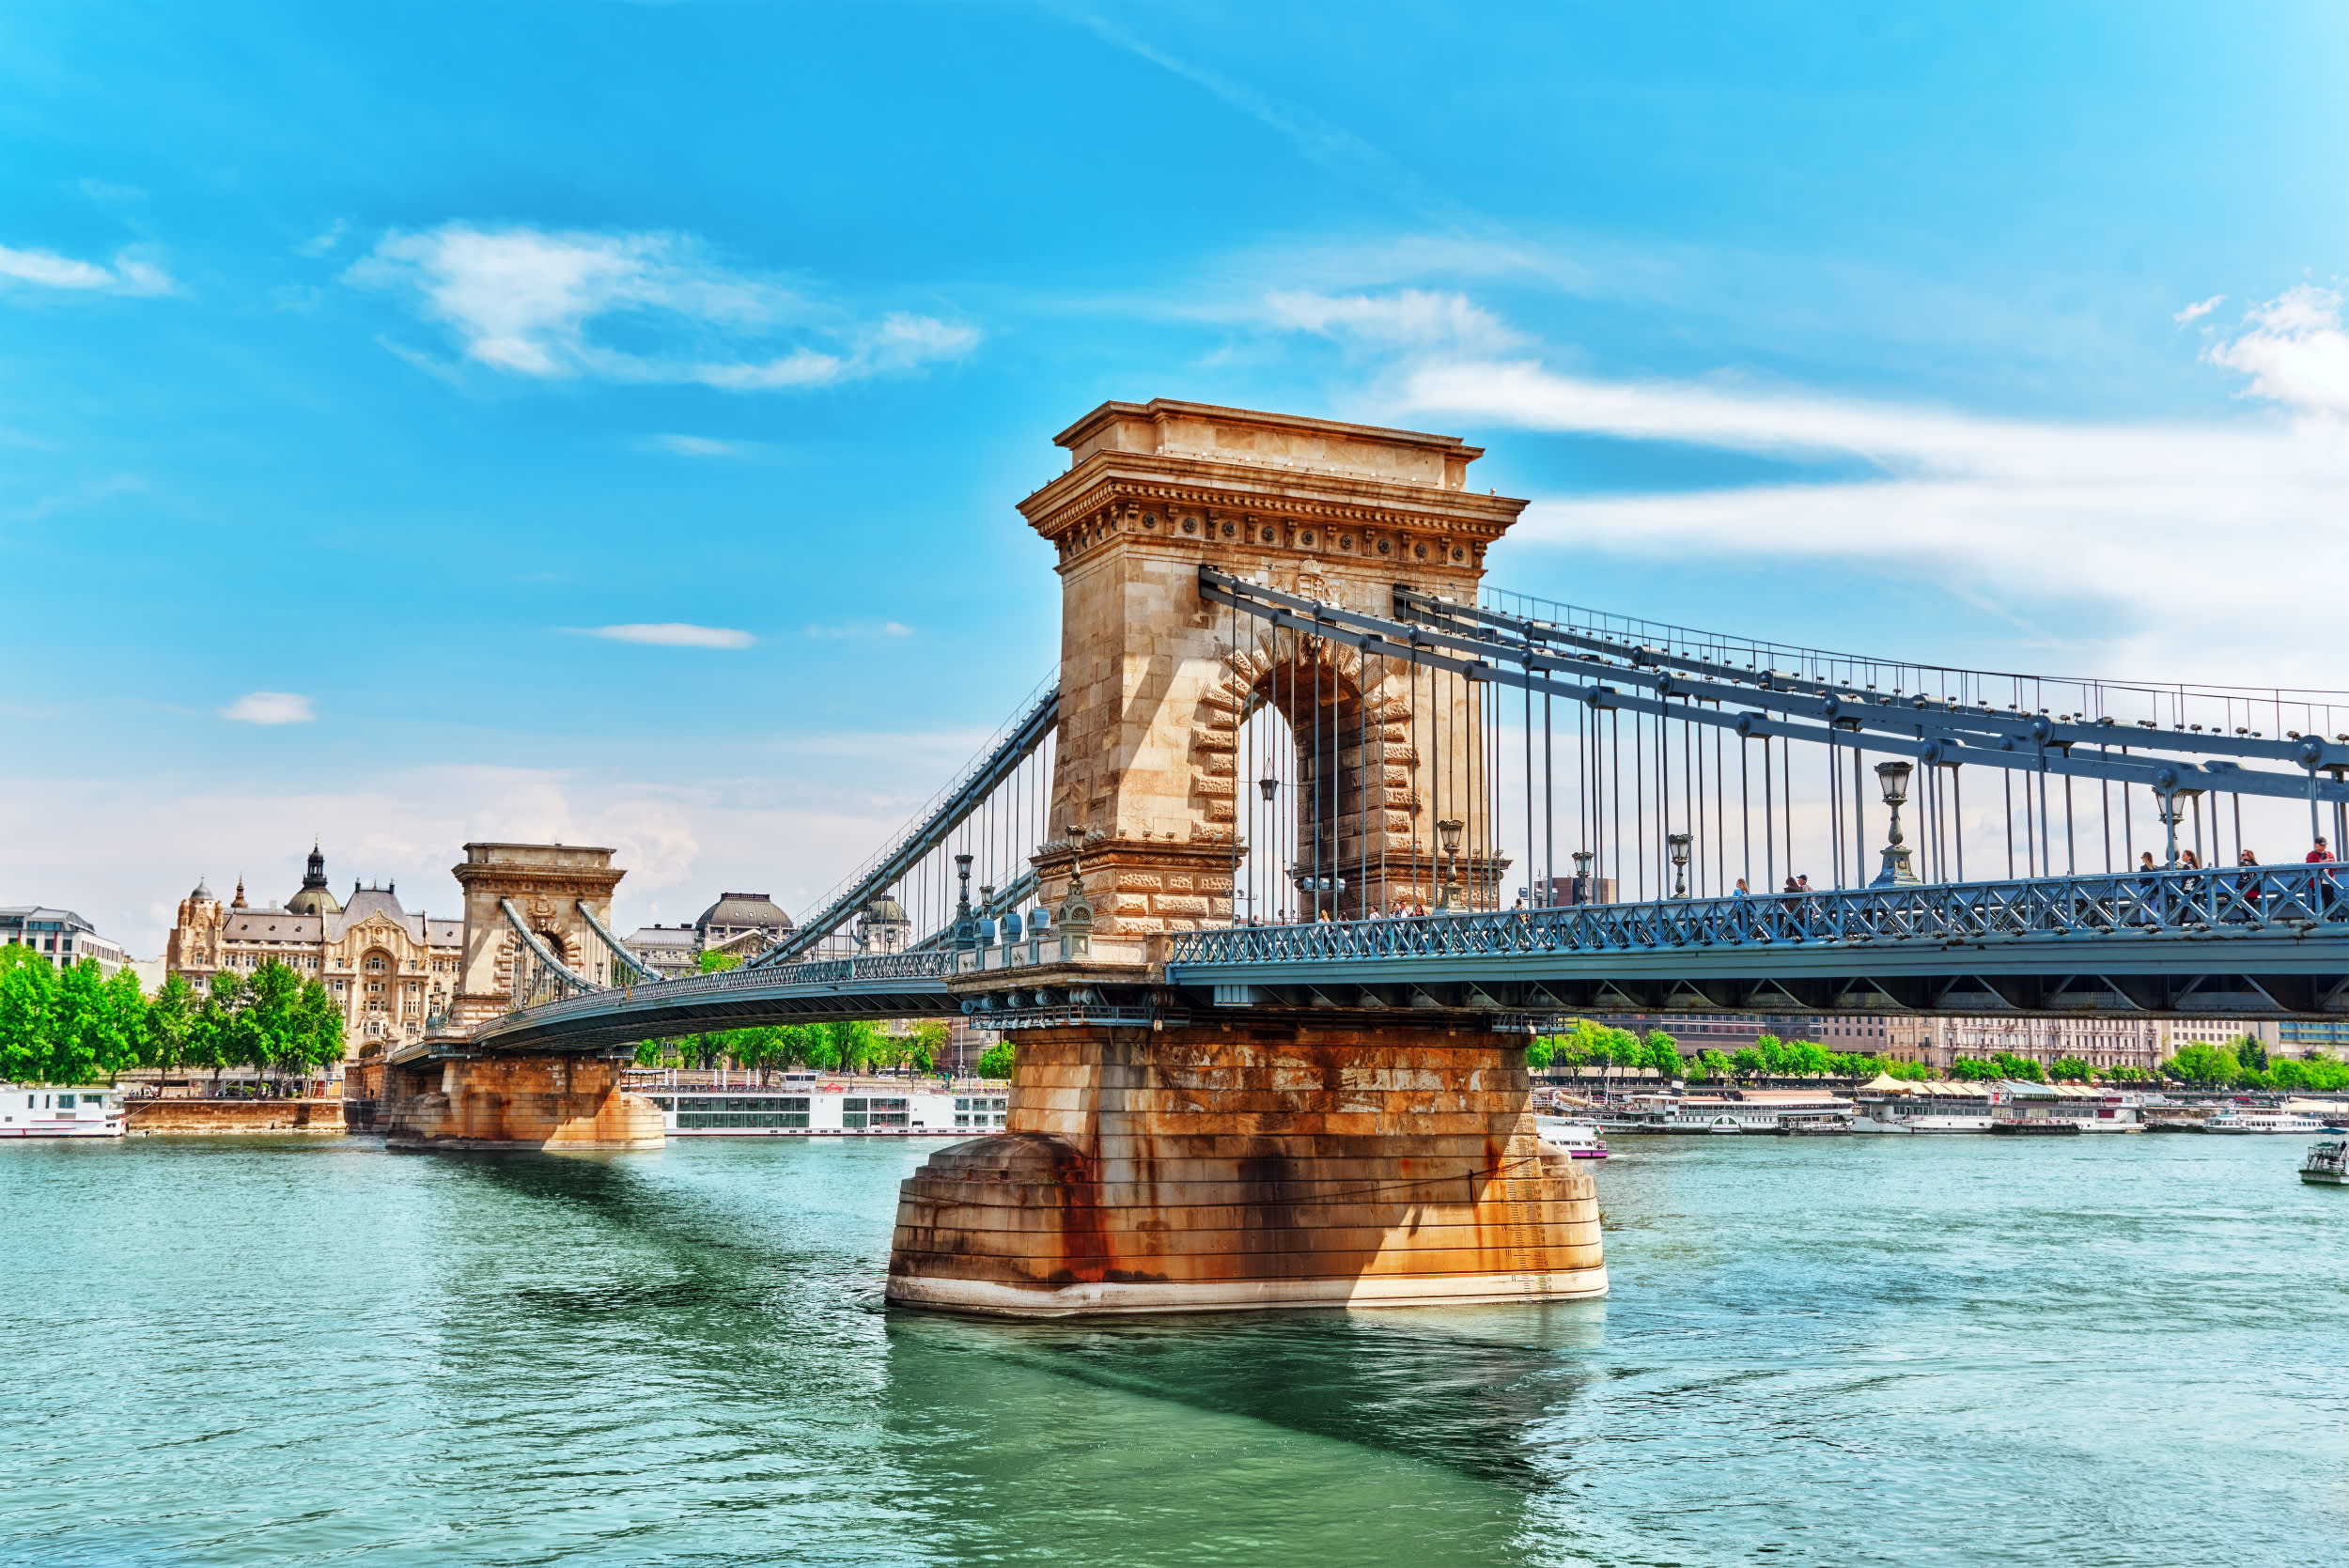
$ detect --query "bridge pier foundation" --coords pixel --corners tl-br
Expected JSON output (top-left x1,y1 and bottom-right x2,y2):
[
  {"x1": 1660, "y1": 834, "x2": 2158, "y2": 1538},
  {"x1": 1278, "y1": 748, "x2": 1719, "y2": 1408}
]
[
  {"x1": 886, "y1": 1021, "x2": 1604, "y2": 1315},
  {"x1": 382, "y1": 1052, "x2": 663, "y2": 1152}
]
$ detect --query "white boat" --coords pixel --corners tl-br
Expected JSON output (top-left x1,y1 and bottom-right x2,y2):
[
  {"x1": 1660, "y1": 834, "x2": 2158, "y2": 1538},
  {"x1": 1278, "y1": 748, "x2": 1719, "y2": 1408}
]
[
  {"x1": 2300, "y1": 1131, "x2": 2348, "y2": 1185},
  {"x1": 1666, "y1": 1090, "x2": 1851, "y2": 1135},
  {"x1": 1534, "y1": 1114, "x2": 1609, "y2": 1159},
  {"x1": 634, "y1": 1078, "x2": 1007, "y2": 1137},
  {"x1": 2202, "y1": 1110, "x2": 2327, "y2": 1135},
  {"x1": 0, "y1": 1086, "x2": 126, "y2": 1139}
]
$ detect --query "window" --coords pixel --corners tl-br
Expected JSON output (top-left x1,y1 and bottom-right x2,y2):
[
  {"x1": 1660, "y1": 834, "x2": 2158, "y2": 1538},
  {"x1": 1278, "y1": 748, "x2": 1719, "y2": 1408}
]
[
  {"x1": 678, "y1": 1112, "x2": 811, "y2": 1129},
  {"x1": 56, "y1": 1094, "x2": 75, "y2": 1110}
]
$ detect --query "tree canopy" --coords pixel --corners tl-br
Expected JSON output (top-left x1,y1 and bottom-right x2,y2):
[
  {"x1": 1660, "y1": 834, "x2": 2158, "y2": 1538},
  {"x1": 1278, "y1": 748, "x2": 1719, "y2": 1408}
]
[{"x1": 0, "y1": 952, "x2": 342, "y2": 1084}]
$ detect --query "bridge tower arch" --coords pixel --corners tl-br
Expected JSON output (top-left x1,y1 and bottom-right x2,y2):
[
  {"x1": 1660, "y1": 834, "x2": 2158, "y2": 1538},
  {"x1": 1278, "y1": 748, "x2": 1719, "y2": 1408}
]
[
  {"x1": 888, "y1": 401, "x2": 1602, "y2": 1315},
  {"x1": 1016, "y1": 400, "x2": 1524, "y2": 953},
  {"x1": 381, "y1": 841, "x2": 661, "y2": 1152}
]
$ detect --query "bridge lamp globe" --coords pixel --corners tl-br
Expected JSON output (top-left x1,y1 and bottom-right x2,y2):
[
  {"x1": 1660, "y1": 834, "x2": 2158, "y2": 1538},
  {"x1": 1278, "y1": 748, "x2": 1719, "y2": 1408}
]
[
  {"x1": 1258, "y1": 775, "x2": 1279, "y2": 802},
  {"x1": 1666, "y1": 831, "x2": 1692, "y2": 898},
  {"x1": 1436, "y1": 817, "x2": 1465, "y2": 910},
  {"x1": 1870, "y1": 761, "x2": 1921, "y2": 887}
]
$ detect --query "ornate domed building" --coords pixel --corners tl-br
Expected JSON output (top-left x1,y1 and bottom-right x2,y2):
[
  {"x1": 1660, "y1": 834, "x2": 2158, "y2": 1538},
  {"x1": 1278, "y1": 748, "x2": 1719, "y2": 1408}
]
[{"x1": 164, "y1": 843, "x2": 461, "y2": 1051}]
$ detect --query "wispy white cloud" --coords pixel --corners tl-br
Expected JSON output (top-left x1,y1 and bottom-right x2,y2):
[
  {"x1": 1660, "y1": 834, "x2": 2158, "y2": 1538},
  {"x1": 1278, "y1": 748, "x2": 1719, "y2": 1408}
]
[
  {"x1": 2174, "y1": 293, "x2": 2225, "y2": 324},
  {"x1": 348, "y1": 224, "x2": 977, "y2": 390},
  {"x1": 296, "y1": 220, "x2": 346, "y2": 258},
  {"x1": 0, "y1": 243, "x2": 171, "y2": 296},
  {"x1": 220, "y1": 692, "x2": 316, "y2": 725},
  {"x1": 1265, "y1": 288, "x2": 1523, "y2": 354},
  {"x1": 803, "y1": 620, "x2": 913, "y2": 641},
  {"x1": 638, "y1": 433, "x2": 761, "y2": 459},
  {"x1": 2203, "y1": 285, "x2": 2349, "y2": 417},
  {"x1": 1372, "y1": 287, "x2": 2349, "y2": 687},
  {"x1": 588, "y1": 623, "x2": 756, "y2": 649}
]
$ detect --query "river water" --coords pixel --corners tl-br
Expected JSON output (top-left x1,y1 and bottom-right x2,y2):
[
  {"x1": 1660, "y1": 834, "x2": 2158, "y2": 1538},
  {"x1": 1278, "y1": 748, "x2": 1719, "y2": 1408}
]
[{"x1": 2, "y1": 1130, "x2": 2342, "y2": 1566}]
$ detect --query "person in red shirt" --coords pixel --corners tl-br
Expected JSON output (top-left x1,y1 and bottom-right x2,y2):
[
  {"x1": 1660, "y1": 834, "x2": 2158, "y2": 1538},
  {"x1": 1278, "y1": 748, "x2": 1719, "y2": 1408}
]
[{"x1": 2308, "y1": 837, "x2": 2336, "y2": 863}]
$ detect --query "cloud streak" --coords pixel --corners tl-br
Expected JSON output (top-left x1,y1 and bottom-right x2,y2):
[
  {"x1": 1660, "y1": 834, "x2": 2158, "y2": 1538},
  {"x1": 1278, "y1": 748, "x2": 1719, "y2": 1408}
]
[
  {"x1": 0, "y1": 242, "x2": 171, "y2": 296},
  {"x1": 589, "y1": 623, "x2": 756, "y2": 649},
  {"x1": 220, "y1": 692, "x2": 316, "y2": 724},
  {"x1": 1373, "y1": 286, "x2": 2349, "y2": 686},
  {"x1": 349, "y1": 225, "x2": 977, "y2": 390}
]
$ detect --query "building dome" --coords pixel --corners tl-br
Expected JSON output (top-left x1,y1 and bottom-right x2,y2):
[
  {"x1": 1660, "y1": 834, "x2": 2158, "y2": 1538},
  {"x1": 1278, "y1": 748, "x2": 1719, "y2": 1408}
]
[
  {"x1": 286, "y1": 841, "x2": 342, "y2": 916},
  {"x1": 863, "y1": 894, "x2": 910, "y2": 924},
  {"x1": 189, "y1": 877, "x2": 214, "y2": 902},
  {"x1": 694, "y1": 893, "x2": 793, "y2": 933}
]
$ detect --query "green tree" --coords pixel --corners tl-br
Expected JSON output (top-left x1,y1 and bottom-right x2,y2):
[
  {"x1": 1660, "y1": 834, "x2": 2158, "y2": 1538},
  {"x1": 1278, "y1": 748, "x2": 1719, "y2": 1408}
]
[
  {"x1": 2228, "y1": 1034, "x2": 2270, "y2": 1072},
  {"x1": 698, "y1": 950, "x2": 744, "y2": 974},
  {"x1": 291, "y1": 978, "x2": 346, "y2": 1076},
  {"x1": 145, "y1": 973, "x2": 197, "y2": 1074},
  {"x1": 45, "y1": 956, "x2": 108, "y2": 1086},
  {"x1": 2164, "y1": 1041, "x2": 2240, "y2": 1085},
  {"x1": 0, "y1": 946, "x2": 57, "y2": 1082},
  {"x1": 1643, "y1": 1029, "x2": 1684, "y2": 1080},
  {"x1": 2048, "y1": 1056, "x2": 2092, "y2": 1082},
  {"x1": 187, "y1": 970, "x2": 245, "y2": 1087},
  {"x1": 975, "y1": 1040, "x2": 1015, "y2": 1080},
  {"x1": 906, "y1": 1019, "x2": 948, "y2": 1074},
  {"x1": 236, "y1": 959, "x2": 307, "y2": 1083},
  {"x1": 1525, "y1": 1034, "x2": 1557, "y2": 1071},
  {"x1": 1696, "y1": 1048, "x2": 1734, "y2": 1082}
]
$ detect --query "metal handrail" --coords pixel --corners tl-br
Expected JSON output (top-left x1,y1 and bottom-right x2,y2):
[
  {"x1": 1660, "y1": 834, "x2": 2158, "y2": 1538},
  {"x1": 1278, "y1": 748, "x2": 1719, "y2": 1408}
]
[
  {"x1": 1163, "y1": 864, "x2": 2349, "y2": 969},
  {"x1": 505, "y1": 949, "x2": 955, "y2": 1028}
]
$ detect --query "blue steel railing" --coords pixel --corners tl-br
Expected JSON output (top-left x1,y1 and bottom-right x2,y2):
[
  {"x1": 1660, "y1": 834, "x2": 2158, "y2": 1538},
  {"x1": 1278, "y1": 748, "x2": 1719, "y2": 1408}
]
[
  {"x1": 1163, "y1": 865, "x2": 2349, "y2": 967},
  {"x1": 500, "y1": 949, "x2": 954, "y2": 1028}
]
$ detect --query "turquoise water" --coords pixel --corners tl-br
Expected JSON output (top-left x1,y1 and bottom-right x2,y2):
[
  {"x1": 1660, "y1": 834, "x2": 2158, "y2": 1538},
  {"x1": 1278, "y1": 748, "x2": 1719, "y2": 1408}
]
[{"x1": 1, "y1": 1132, "x2": 2342, "y2": 1566}]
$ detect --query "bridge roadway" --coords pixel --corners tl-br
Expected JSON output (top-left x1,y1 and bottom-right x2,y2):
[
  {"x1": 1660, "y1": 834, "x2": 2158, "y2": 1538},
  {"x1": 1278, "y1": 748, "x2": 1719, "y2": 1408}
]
[{"x1": 448, "y1": 863, "x2": 2349, "y2": 1054}]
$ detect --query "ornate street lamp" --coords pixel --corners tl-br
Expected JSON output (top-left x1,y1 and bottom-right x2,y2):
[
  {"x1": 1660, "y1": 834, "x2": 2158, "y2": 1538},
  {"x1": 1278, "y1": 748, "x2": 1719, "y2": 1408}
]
[
  {"x1": 2153, "y1": 782, "x2": 2201, "y2": 869},
  {"x1": 1870, "y1": 761, "x2": 1921, "y2": 886},
  {"x1": 1571, "y1": 849, "x2": 1595, "y2": 907},
  {"x1": 951, "y1": 852, "x2": 978, "y2": 960},
  {"x1": 1437, "y1": 817, "x2": 1464, "y2": 911},
  {"x1": 1258, "y1": 774, "x2": 1280, "y2": 802},
  {"x1": 1667, "y1": 831, "x2": 1691, "y2": 897}
]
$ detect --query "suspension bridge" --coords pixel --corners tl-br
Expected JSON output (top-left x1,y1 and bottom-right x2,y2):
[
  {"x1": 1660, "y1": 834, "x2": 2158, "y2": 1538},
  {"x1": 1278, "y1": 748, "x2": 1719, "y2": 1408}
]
[{"x1": 381, "y1": 397, "x2": 2349, "y2": 1316}]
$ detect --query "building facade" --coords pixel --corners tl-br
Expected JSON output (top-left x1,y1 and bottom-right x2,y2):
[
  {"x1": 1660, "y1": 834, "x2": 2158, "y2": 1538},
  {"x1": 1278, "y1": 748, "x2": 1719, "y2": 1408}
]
[
  {"x1": 163, "y1": 846, "x2": 461, "y2": 1053},
  {"x1": 1584, "y1": 1011, "x2": 2282, "y2": 1074},
  {"x1": 0, "y1": 907, "x2": 130, "y2": 976}
]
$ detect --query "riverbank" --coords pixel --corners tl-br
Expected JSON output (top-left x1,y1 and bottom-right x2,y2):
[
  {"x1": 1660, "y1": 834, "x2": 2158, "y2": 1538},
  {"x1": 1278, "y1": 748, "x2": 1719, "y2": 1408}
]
[{"x1": 126, "y1": 1097, "x2": 357, "y2": 1135}]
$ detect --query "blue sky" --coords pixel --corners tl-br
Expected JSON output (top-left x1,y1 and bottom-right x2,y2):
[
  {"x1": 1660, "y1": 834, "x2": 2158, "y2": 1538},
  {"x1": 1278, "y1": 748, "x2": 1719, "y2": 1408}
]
[{"x1": 6, "y1": 1, "x2": 2347, "y2": 954}]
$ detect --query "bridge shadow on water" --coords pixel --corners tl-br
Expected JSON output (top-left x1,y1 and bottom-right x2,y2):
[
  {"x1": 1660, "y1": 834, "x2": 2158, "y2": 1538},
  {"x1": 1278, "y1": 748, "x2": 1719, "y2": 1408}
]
[
  {"x1": 883, "y1": 1301, "x2": 1610, "y2": 1492},
  {"x1": 388, "y1": 1145, "x2": 1622, "y2": 1568}
]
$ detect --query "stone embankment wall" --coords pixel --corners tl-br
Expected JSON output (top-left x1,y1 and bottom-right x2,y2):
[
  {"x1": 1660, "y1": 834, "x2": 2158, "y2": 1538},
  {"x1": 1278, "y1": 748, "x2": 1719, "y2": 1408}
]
[{"x1": 128, "y1": 1098, "x2": 355, "y2": 1135}]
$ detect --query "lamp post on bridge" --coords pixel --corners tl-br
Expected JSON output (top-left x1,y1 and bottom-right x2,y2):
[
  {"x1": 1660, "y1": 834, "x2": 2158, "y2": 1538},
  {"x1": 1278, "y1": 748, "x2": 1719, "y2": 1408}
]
[
  {"x1": 1259, "y1": 774, "x2": 1280, "y2": 922},
  {"x1": 1572, "y1": 849, "x2": 1595, "y2": 907},
  {"x1": 2152, "y1": 782, "x2": 2201, "y2": 869},
  {"x1": 1437, "y1": 817, "x2": 1464, "y2": 911},
  {"x1": 1667, "y1": 832, "x2": 1691, "y2": 898},
  {"x1": 951, "y1": 853, "x2": 979, "y2": 967},
  {"x1": 1870, "y1": 761, "x2": 1921, "y2": 887}
]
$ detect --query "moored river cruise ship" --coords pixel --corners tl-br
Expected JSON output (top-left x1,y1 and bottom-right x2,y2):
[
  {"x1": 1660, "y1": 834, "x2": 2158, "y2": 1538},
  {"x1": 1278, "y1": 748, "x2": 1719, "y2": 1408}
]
[
  {"x1": 0, "y1": 1086, "x2": 126, "y2": 1139},
  {"x1": 629, "y1": 1074, "x2": 1008, "y2": 1137}
]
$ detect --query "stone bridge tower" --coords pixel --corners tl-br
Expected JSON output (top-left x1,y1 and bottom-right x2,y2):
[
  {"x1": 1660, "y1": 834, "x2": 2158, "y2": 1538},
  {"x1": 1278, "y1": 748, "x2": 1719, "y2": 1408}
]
[
  {"x1": 1017, "y1": 399, "x2": 1527, "y2": 948},
  {"x1": 887, "y1": 401, "x2": 1605, "y2": 1316},
  {"x1": 447, "y1": 842, "x2": 626, "y2": 1027},
  {"x1": 381, "y1": 841, "x2": 658, "y2": 1153}
]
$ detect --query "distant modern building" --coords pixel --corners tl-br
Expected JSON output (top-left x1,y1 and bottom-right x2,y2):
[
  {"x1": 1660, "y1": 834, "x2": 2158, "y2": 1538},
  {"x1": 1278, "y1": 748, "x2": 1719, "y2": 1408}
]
[
  {"x1": 0, "y1": 907, "x2": 130, "y2": 977},
  {"x1": 163, "y1": 844, "x2": 461, "y2": 1052}
]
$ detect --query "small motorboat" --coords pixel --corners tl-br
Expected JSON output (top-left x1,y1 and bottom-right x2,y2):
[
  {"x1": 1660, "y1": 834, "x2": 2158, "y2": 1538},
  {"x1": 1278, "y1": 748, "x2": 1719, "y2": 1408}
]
[
  {"x1": 1534, "y1": 1114, "x2": 1610, "y2": 1159},
  {"x1": 2301, "y1": 1130, "x2": 2349, "y2": 1186}
]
